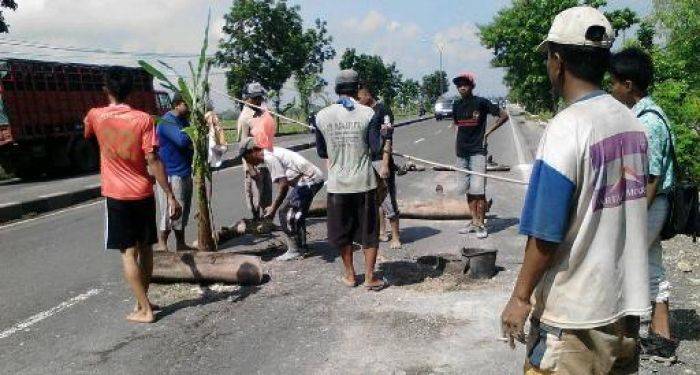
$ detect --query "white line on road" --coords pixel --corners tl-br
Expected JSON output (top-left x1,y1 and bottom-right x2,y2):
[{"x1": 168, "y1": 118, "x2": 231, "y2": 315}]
[
  {"x1": 0, "y1": 288, "x2": 102, "y2": 340},
  {"x1": 414, "y1": 138, "x2": 425, "y2": 144},
  {"x1": 0, "y1": 200, "x2": 104, "y2": 231},
  {"x1": 38, "y1": 191, "x2": 68, "y2": 198}
]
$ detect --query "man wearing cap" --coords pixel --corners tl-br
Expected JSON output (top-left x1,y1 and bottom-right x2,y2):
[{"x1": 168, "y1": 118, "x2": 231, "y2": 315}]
[
  {"x1": 313, "y1": 69, "x2": 385, "y2": 290},
  {"x1": 236, "y1": 137, "x2": 325, "y2": 261},
  {"x1": 451, "y1": 71, "x2": 509, "y2": 239},
  {"x1": 500, "y1": 7, "x2": 650, "y2": 373},
  {"x1": 237, "y1": 82, "x2": 274, "y2": 222},
  {"x1": 155, "y1": 93, "x2": 195, "y2": 251}
]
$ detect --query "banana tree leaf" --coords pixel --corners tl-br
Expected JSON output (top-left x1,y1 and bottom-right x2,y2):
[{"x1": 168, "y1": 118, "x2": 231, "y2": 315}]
[
  {"x1": 177, "y1": 78, "x2": 193, "y2": 107},
  {"x1": 197, "y1": 10, "x2": 211, "y2": 81},
  {"x1": 138, "y1": 60, "x2": 178, "y2": 92}
]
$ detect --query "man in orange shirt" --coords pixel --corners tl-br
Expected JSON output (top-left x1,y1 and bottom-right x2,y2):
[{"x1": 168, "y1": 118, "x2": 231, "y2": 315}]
[{"x1": 84, "y1": 67, "x2": 182, "y2": 324}]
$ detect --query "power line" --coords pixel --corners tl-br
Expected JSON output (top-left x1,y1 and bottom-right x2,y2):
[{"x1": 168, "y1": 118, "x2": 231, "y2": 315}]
[{"x1": 0, "y1": 37, "x2": 211, "y2": 59}]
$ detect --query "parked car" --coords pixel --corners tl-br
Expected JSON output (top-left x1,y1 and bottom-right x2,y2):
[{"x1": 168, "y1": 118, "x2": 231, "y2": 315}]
[
  {"x1": 0, "y1": 59, "x2": 171, "y2": 179},
  {"x1": 434, "y1": 96, "x2": 456, "y2": 121}
]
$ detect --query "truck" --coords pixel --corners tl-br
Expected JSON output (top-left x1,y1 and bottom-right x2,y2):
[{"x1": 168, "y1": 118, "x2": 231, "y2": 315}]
[{"x1": 0, "y1": 59, "x2": 171, "y2": 179}]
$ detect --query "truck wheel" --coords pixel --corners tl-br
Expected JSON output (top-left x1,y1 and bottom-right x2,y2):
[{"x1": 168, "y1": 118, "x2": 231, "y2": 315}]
[{"x1": 71, "y1": 139, "x2": 99, "y2": 173}]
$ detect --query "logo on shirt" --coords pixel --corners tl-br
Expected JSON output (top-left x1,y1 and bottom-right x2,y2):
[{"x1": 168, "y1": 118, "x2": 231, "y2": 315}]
[{"x1": 589, "y1": 131, "x2": 648, "y2": 211}]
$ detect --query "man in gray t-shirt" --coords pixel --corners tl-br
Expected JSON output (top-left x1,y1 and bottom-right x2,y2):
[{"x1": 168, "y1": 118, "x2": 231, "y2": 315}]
[{"x1": 314, "y1": 69, "x2": 385, "y2": 290}]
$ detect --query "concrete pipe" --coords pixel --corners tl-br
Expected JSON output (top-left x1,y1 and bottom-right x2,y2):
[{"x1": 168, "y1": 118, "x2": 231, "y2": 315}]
[{"x1": 152, "y1": 251, "x2": 264, "y2": 285}]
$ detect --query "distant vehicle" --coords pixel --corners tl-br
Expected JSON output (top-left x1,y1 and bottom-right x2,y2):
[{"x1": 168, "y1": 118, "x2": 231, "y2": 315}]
[
  {"x1": 0, "y1": 59, "x2": 171, "y2": 179},
  {"x1": 434, "y1": 96, "x2": 456, "y2": 121}
]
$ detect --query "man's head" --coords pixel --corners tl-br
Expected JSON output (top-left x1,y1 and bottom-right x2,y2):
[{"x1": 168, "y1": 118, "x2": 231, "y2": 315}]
[
  {"x1": 453, "y1": 72, "x2": 476, "y2": 97},
  {"x1": 244, "y1": 82, "x2": 267, "y2": 107},
  {"x1": 539, "y1": 6, "x2": 614, "y2": 97},
  {"x1": 335, "y1": 69, "x2": 359, "y2": 98},
  {"x1": 357, "y1": 84, "x2": 377, "y2": 106},
  {"x1": 171, "y1": 93, "x2": 190, "y2": 117},
  {"x1": 237, "y1": 137, "x2": 265, "y2": 166},
  {"x1": 609, "y1": 47, "x2": 654, "y2": 108},
  {"x1": 104, "y1": 67, "x2": 133, "y2": 103}
]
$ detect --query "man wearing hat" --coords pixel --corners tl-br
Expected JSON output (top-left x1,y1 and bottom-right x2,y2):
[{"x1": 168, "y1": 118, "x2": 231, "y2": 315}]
[
  {"x1": 313, "y1": 69, "x2": 385, "y2": 290},
  {"x1": 500, "y1": 6, "x2": 650, "y2": 373},
  {"x1": 237, "y1": 82, "x2": 274, "y2": 222},
  {"x1": 235, "y1": 137, "x2": 325, "y2": 261},
  {"x1": 155, "y1": 93, "x2": 195, "y2": 251},
  {"x1": 451, "y1": 71, "x2": 509, "y2": 239}
]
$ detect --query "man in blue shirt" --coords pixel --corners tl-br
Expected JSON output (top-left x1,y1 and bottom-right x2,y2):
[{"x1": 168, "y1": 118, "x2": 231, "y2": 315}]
[{"x1": 155, "y1": 94, "x2": 194, "y2": 251}]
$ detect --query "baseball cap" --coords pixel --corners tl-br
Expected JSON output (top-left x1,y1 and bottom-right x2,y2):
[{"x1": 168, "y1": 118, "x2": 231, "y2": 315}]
[
  {"x1": 335, "y1": 69, "x2": 359, "y2": 86},
  {"x1": 244, "y1": 82, "x2": 267, "y2": 99},
  {"x1": 233, "y1": 137, "x2": 260, "y2": 162},
  {"x1": 537, "y1": 6, "x2": 614, "y2": 52},
  {"x1": 453, "y1": 72, "x2": 476, "y2": 86}
]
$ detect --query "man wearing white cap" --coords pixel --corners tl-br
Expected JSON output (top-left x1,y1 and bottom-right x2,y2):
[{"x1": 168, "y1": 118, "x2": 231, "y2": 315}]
[{"x1": 500, "y1": 6, "x2": 650, "y2": 373}]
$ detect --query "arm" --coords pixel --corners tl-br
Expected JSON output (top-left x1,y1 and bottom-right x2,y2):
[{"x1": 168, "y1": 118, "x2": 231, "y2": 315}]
[
  {"x1": 485, "y1": 108, "x2": 509, "y2": 139},
  {"x1": 647, "y1": 175, "x2": 659, "y2": 207},
  {"x1": 83, "y1": 111, "x2": 94, "y2": 139},
  {"x1": 314, "y1": 127, "x2": 328, "y2": 159},
  {"x1": 367, "y1": 115, "x2": 382, "y2": 158},
  {"x1": 265, "y1": 178, "x2": 291, "y2": 219},
  {"x1": 501, "y1": 237, "x2": 557, "y2": 348},
  {"x1": 159, "y1": 123, "x2": 192, "y2": 148},
  {"x1": 146, "y1": 152, "x2": 182, "y2": 220}
]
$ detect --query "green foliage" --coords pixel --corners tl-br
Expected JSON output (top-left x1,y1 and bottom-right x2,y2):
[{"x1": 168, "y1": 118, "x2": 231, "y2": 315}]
[
  {"x1": 216, "y1": 0, "x2": 335, "y2": 99},
  {"x1": 420, "y1": 70, "x2": 448, "y2": 107},
  {"x1": 0, "y1": 0, "x2": 17, "y2": 33},
  {"x1": 636, "y1": 20, "x2": 655, "y2": 50},
  {"x1": 295, "y1": 72, "x2": 327, "y2": 118},
  {"x1": 339, "y1": 48, "x2": 402, "y2": 105},
  {"x1": 478, "y1": 0, "x2": 639, "y2": 113},
  {"x1": 396, "y1": 79, "x2": 421, "y2": 112}
]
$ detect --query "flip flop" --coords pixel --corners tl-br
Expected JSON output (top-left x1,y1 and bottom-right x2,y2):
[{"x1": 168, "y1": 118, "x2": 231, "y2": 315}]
[{"x1": 364, "y1": 278, "x2": 388, "y2": 292}]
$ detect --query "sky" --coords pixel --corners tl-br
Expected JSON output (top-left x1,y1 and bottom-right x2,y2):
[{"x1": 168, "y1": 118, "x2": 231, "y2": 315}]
[{"x1": 2, "y1": 0, "x2": 653, "y2": 110}]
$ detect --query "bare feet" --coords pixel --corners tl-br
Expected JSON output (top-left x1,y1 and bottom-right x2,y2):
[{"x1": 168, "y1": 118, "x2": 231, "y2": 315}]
[
  {"x1": 154, "y1": 243, "x2": 169, "y2": 252},
  {"x1": 126, "y1": 309, "x2": 154, "y2": 324},
  {"x1": 134, "y1": 302, "x2": 161, "y2": 313},
  {"x1": 378, "y1": 233, "x2": 390, "y2": 242},
  {"x1": 389, "y1": 239, "x2": 402, "y2": 250}
]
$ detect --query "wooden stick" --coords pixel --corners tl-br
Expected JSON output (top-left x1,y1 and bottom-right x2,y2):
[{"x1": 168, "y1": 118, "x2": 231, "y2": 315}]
[
  {"x1": 393, "y1": 152, "x2": 529, "y2": 185},
  {"x1": 210, "y1": 88, "x2": 315, "y2": 130}
]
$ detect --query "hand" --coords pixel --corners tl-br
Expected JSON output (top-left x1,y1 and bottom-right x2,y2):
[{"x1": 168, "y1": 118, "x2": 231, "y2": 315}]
[
  {"x1": 380, "y1": 123, "x2": 393, "y2": 137},
  {"x1": 263, "y1": 206, "x2": 275, "y2": 219},
  {"x1": 379, "y1": 164, "x2": 390, "y2": 179},
  {"x1": 500, "y1": 296, "x2": 532, "y2": 349},
  {"x1": 167, "y1": 194, "x2": 183, "y2": 221}
]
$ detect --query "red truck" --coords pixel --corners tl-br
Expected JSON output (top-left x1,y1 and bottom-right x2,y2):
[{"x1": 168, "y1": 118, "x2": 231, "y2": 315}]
[{"x1": 0, "y1": 59, "x2": 171, "y2": 179}]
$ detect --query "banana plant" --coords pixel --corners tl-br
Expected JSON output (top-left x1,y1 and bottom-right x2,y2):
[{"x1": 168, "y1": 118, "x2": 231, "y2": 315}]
[{"x1": 139, "y1": 11, "x2": 216, "y2": 251}]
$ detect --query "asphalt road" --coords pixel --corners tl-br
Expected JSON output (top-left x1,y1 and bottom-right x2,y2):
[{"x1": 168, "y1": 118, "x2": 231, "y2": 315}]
[{"x1": 0, "y1": 114, "x2": 544, "y2": 374}]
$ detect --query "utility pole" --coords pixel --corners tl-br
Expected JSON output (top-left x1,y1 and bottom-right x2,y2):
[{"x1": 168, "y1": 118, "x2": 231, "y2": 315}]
[{"x1": 437, "y1": 43, "x2": 445, "y2": 95}]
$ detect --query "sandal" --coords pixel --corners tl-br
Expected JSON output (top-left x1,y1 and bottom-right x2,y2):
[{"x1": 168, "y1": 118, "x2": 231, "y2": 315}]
[{"x1": 364, "y1": 278, "x2": 388, "y2": 292}]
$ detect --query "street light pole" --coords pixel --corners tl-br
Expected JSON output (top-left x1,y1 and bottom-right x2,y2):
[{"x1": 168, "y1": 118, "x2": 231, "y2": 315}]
[{"x1": 437, "y1": 43, "x2": 445, "y2": 96}]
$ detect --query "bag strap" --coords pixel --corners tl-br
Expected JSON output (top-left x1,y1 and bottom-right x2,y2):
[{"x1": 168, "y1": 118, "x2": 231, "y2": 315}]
[{"x1": 637, "y1": 109, "x2": 680, "y2": 178}]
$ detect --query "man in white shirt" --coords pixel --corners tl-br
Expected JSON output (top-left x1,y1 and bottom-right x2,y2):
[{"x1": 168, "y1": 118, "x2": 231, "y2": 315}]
[
  {"x1": 237, "y1": 137, "x2": 325, "y2": 261},
  {"x1": 500, "y1": 7, "x2": 650, "y2": 373}
]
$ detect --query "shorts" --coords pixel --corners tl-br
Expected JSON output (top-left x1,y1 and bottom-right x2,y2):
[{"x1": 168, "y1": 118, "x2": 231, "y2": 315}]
[
  {"x1": 156, "y1": 175, "x2": 192, "y2": 231},
  {"x1": 525, "y1": 317, "x2": 640, "y2": 374},
  {"x1": 327, "y1": 189, "x2": 379, "y2": 248},
  {"x1": 104, "y1": 196, "x2": 158, "y2": 250},
  {"x1": 244, "y1": 165, "x2": 273, "y2": 219},
  {"x1": 372, "y1": 159, "x2": 399, "y2": 219},
  {"x1": 647, "y1": 195, "x2": 670, "y2": 302},
  {"x1": 457, "y1": 154, "x2": 486, "y2": 196}
]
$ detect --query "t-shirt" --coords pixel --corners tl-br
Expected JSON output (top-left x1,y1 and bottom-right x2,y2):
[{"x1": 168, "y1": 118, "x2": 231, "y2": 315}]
[
  {"x1": 452, "y1": 95, "x2": 500, "y2": 156},
  {"x1": 264, "y1": 147, "x2": 324, "y2": 187},
  {"x1": 156, "y1": 111, "x2": 193, "y2": 177},
  {"x1": 632, "y1": 96, "x2": 675, "y2": 194},
  {"x1": 250, "y1": 110, "x2": 276, "y2": 151},
  {"x1": 314, "y1": 99, "x2": 380, "y2": 193},
  {"x1": 84, "y1": 104, "x2": 157, "y2": 200},
  {"x1": 519, "y1": 92, "x2": 651, "y2": 329}
]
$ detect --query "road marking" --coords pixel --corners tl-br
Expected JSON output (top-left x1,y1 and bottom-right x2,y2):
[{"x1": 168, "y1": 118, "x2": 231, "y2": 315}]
[
  {"x1": 0, "y1": 201, "x2": 19, "y2": 208},
  {"x1": 38, "y1": 191, "x2": 68, "y2": 199},
  {"x1": 414, "y1": 138, "x2": 425, "y2": 144},
  {"x1": 0, "y1": 288, "x2": 102, "y2": 340},
  {"x1": 0, "y1": 200, "x2": 104, "y2": 231}
]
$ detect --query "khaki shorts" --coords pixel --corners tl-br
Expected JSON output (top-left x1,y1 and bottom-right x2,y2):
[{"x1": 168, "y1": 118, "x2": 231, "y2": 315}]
[{"x1": 524, "y1": 317, "x2": 640, "y2": 374}]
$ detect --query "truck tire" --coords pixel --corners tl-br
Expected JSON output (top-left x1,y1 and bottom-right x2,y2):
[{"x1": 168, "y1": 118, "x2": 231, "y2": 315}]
[{"x1": 71, "y1": 138, "x2": 99, "y2": 173}]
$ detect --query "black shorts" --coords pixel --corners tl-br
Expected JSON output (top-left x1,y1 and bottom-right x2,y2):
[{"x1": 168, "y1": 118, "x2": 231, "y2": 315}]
[
  {"x1": 105, "y1": 196, "x2": 157, "y2": 250},
  {"x1": 327, "y1": 189, "x2": 379, "y2": 248}
]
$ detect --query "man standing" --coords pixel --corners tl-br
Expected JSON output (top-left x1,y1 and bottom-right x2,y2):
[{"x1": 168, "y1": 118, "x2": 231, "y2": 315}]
[
  {"x1": 358, "y1": 85, "x2": 401, "y2": 250},
  {"x1": 238, "y1": 138, "x2": 325, "y2": 261},
  {"x1": 155, "y1": 93, "x2": 194, "y2": 251},
  {"x1": 85, "y1": 67, "x2": 182, "y2": 323},
  {"x1": 237, "y1": 82, "x2": 274, "y2": 221},
  {"x1": 500, "y1": 7, "x2": 651, "y2": 373},
  {"x1": 314, "y1": 69, "x2": 384, "y2": 290},
  {"x1": 610, "y1": 47, "x2": 678, "y2": 363},
  {"x1": 451, "y1": 71, "x2": 509, "y2": 239}
]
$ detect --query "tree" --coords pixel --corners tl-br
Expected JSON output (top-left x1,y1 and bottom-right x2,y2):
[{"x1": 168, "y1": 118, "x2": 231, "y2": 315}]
[
  {"x1": 295, "y1": 72, "x2": 327, "y2": 119},
  {"x1": 216, "y1": 1, "x2": 335, "y2": 108},
  {"x1": 339, "y1": 48, "x2": 402, "y2": 105},
  {"x1": 636, "y1": 20, "x2": 655, "y2": 50},
  {"x1": 0, "y1": 0, "x2": 17, "y2": 33},
  {"x1": 479, "y1": 0, "x2": 638, "y2": 113},
  {"x1": 421, "y1": 70, "x2": 448, "y2": 107},
  {"x1": 140, "y1": 14, "x2": 217, "y2": 251},
  {"x1": 396, "y1": 79, "x2": 421, "y2": 112}
]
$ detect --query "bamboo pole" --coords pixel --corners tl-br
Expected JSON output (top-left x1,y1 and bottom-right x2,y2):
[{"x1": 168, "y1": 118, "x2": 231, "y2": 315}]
[{"x1": 393, "y1": 152, "x2": 529, "y2": 185}]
